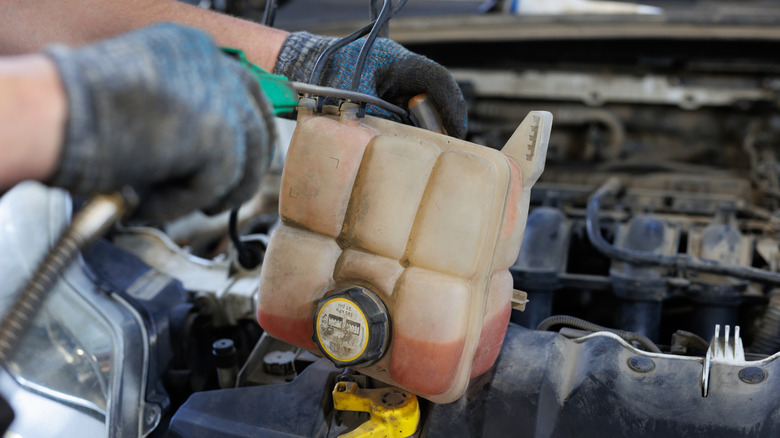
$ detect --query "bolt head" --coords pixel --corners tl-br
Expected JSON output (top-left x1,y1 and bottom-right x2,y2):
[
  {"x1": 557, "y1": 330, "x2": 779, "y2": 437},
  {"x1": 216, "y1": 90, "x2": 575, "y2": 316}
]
[
  {"x1": 627, "y1": 355, "x2": 655, "y2": 373},
  {"x1": 739, "y1": 367, "x2": 767, "y2": 384},
  {"x1": 380, "y1": 390, "x2": 407, "y2": 407}
]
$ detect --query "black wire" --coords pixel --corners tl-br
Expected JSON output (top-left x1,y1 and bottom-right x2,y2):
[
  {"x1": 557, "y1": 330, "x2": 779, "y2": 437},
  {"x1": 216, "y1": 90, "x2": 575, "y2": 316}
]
[
  {"x1": 262, "y1": 0, "x2": 277, "y2": 27},
  {"x1": 369, "y1": 0, "x2": 383, "y2": 22},
  {"x1": 229, "y1": 207, "x2": 261, "y2": 269},
  {"x1": 350, "y1": 0, "x2": 395, "y2": 92},
  {"x1": 369, "y1": 0, "x2": 390, "y2": 38},
  {"x1": 537, "y1": 315, "x2": 662, "y2": 354},
  {"x1": 587, "y1": 177, "x2": 780, "y2": 285},
  {"x1": 304, "y1": 0, "x2": 413, "y2": 124},
  {"x1": 477, "y1": 0, "x2": 500, "y2": 14},
  {"x1": 310, "y1": 0, "x2": 409, "y2": 86},
  {"x1": 309, "y1": 22, "x2": 375, "y2": 85},
  {"x1": 228, "y1": 207, "x2": 243, "y2": 255}
]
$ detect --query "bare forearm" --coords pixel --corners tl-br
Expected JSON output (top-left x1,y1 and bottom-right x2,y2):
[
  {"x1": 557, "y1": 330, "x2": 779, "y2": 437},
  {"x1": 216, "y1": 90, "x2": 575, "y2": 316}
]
[
  {"x1": 0, "y1": 55, "x2": 65, "y2": 188},
  {"x1": 0, "y1": 0, "x2": 288, "y2": 70}
]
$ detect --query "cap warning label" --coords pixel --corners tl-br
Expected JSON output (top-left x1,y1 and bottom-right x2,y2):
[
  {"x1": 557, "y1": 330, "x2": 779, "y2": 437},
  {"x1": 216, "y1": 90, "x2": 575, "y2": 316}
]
[{"x1": 316, "y1": 298, "x2": 368, "y2": 362}]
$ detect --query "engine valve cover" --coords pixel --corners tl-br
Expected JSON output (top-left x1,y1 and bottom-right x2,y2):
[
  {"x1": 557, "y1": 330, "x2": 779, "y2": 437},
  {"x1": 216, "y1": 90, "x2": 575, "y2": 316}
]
[{"x1": 257, "y1": 104, "x2": 550, "y2": 403}]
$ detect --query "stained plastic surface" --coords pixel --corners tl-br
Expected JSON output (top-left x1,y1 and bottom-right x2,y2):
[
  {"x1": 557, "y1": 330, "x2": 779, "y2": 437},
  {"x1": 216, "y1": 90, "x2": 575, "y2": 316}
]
[{"x1": 257, "y1": 105, "x2": 550, "y2": 403}]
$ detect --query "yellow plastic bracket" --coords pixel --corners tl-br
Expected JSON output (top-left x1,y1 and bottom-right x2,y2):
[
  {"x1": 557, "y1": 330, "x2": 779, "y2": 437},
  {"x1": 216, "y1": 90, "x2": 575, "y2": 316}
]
[{"x1": 332, "y1": 381, "x2": 420, "y2": 438}]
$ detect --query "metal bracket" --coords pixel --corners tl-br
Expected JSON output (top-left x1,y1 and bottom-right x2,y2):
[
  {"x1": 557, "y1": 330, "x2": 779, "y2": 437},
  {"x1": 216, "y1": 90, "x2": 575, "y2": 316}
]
[{"x1": 701, "y1": 324, "x2": 745, "y2": 397}]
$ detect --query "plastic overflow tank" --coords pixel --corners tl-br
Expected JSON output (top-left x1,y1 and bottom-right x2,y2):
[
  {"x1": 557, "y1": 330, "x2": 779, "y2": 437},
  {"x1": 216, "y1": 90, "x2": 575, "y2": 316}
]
[{"x1": 257, "y1": 102, "x2": 551, "y2": 403}]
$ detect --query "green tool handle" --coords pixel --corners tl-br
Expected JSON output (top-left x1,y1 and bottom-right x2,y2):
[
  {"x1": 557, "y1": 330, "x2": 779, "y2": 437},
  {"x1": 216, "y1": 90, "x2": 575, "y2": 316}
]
[{"x1": 222, "y1": 47, "x2": 299, "y2": 115}]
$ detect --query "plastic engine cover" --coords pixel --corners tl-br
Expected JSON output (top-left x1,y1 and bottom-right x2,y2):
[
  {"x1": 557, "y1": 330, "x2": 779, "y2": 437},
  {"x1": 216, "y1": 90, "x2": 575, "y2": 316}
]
[{"x1": 257, "y1": 105, "x2": 550, "y2": 403}]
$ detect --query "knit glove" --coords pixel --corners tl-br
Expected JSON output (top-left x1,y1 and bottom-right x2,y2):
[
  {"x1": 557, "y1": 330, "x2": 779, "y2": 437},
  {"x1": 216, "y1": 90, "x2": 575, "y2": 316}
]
[
  {"x1": 46, "y1": 24, "x2": 275, "y2": 222},
  {"x1": 274, "y1": 32, "x2": 467, "y2": 139}
]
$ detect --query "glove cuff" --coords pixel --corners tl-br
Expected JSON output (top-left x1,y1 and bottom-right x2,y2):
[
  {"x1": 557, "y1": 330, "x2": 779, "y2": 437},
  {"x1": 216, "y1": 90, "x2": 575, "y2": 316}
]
[
  {"x1": 273, "y1": 31, "x2": 337, "y2": 84},
  {"x1": 44, "y1": 45, "x2": 100, "y2": 195}
]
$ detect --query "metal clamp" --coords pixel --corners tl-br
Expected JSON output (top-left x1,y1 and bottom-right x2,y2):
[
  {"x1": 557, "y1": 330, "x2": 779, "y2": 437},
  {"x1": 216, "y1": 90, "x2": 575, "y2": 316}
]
[
  {"x1": 701, "y1": 324, "x2": 746, "y2": 397},
  {"x1": 332, "y1": 381, "x2": 420, "y2": 438}
]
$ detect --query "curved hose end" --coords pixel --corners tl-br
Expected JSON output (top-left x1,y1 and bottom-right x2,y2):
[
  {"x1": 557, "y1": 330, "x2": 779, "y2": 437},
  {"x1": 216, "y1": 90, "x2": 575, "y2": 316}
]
[{"x1": 595, "y1": 177, "x2": 625, "y2": 198}]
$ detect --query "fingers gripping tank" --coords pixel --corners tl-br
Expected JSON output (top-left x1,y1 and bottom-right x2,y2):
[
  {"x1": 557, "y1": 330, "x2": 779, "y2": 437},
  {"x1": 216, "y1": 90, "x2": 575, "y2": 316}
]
[{"x1": 257, "y1": 104, "x2": 551, "y2": 403}]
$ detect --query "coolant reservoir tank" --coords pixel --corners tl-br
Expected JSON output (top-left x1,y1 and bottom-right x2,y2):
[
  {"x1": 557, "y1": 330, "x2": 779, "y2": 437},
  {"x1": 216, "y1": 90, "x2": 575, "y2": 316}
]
[{"x1": 257, "y1": 104, "x2": 551, "y2": 403}]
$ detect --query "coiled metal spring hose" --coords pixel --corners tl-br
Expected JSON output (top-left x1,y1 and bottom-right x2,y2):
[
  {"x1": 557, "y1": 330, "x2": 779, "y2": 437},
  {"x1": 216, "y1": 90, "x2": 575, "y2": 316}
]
[{"x1": 0, "y1": 191, "x2": 132, "y2": 365}]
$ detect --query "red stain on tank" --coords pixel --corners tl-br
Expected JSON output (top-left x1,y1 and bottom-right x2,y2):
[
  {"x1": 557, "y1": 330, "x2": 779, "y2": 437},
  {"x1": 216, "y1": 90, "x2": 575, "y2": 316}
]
[
  {"x1": 470, "y1": 302, "x2": 512, "y2": 378},
  {"x1": 257, "y1": 311, "x2": 317, "y2": 349},
  {"x1": 390, "y1": 334, "x2": 465, "y2": 395}
]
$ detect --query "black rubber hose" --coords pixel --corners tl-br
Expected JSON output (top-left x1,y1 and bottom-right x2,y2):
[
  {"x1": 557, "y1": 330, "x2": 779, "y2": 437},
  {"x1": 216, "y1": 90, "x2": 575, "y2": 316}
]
[
  {"x1": 310, "y1": 0, "x2": 410, "y2": 87},
  {"x1": 350, "y1": 0, "x2": 394, "y2": 92},
  {"x1": 586, "y1": 177, "x2": 780, "y2": 285},
  {"x1": 537, "y1": 315, "x2": 662, "y2": 353},
  {"x1": 262, "y1": 0, "x2": 277, "y2": 27},
  {"x1": 309, "y1": 22, "x2": 375, "y2": 85},
  {"x1": 751, "y1": 292, "x2": 780, "y2": 354},
  {"x1": 229, "y1": 207, "x2": 261, "y2": 270}
]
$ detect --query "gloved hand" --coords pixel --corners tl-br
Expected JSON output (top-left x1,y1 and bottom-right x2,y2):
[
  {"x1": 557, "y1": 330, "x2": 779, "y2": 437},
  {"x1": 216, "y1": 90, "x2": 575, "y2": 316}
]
[
  {"x1": 274, "y1": 32, "x2": 467, "y2": 139},
  {"x1": 45, "y1": 24, "x2": 275, "y2": 222}
]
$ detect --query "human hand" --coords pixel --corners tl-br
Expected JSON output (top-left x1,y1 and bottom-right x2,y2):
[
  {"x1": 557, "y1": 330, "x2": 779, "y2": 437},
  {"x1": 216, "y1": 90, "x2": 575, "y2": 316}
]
[
  {"x1": 274, "y1": 32, "x2": 467, "y2": 139},
  {"x1": 45, "y1": 24, "x2": 275, "y2": 222},
  {"x1": 0, "y1": 55, "x2": 66, "y2": 189}
]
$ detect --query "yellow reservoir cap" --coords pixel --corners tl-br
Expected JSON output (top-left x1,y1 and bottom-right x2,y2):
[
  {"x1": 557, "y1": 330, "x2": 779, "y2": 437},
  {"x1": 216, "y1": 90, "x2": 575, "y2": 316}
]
[{"x1": 313, "y1": 286, "x2": 389, "y2": 367}]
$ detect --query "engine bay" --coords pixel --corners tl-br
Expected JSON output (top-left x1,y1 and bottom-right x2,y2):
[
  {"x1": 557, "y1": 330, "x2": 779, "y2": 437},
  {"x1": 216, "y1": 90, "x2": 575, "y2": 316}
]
[
  {"x1": 164, "y1": 9, "x2": 780, "y2": 437},
  {"x1": 159, "y1": 16, "x2": 780, "y2": 435},
  {"x1": 6, "y1": 2, "x2": 780, "y2": 437}
]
